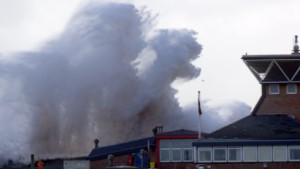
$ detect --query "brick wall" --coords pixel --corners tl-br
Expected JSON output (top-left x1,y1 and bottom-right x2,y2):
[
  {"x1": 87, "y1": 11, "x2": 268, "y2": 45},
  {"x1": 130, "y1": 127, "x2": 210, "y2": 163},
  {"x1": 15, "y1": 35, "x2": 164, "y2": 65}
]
[
  {"x1": 198, "y1": 162, "x2": 300, "y2": 169},
  {"x1": 90, "y1": 155, "x2": 128, "y2": 169},
  {"x1": 256, "y1": 84, "x2": 300, "y2": 120},
  {"x1": 158, "y1": 162, "x2": 300, "y2": 169},
  {"x1": 160, "y1": 162, "x2": 196, "y2": 169},
  {"x1": 90, "y1": 151, "x2": 156, "y2": 169}
]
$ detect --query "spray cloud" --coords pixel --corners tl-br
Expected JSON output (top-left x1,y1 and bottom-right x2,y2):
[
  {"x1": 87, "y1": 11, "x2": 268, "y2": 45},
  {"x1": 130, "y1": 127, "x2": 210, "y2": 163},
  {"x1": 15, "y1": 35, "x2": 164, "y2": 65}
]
[{"x1": 0, "y1": 2, "x2": 203, "y2": 161}]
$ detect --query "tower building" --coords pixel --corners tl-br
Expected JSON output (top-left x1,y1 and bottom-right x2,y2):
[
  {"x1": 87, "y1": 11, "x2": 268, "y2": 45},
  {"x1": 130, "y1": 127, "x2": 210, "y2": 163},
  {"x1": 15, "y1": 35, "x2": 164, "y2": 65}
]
[{"x1": 242, "y1": 35, "x2": 300, "y2": 119}]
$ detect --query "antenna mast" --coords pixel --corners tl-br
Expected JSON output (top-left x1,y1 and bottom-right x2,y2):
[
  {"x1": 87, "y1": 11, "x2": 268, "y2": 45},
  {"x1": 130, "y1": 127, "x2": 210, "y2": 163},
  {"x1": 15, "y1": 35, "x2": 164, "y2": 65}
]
[{"x1": 293, "y1": 35, "x2": 299, "y2": 54}]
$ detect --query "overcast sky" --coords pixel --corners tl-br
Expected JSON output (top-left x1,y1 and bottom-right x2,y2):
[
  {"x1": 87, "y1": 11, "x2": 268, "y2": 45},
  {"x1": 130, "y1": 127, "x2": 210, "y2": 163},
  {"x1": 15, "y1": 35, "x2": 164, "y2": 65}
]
[{"x1": 1, "y1": 0, "x2": 300, "y2": 109}]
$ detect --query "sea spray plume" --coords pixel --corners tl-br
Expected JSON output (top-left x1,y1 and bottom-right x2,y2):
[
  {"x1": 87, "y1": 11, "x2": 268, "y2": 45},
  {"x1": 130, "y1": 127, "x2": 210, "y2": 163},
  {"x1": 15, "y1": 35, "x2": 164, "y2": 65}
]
[
  {"x1": 182, "y1": 99, "x2": 251, "y2": 133},
  {"x1": 25, "y1": 2, "x2": 147, "y2": 156},
  {"x1": 0, "y1": 2, "x2": 147, "y2": 159},
  {"x1": 0, "y1": 2, "x2": 202, "y2": 160},
  {"x1": 133, "y1": 29, "x2": 202, "y2": 131},
  {"x1": 0, "y1": 57, "x2": 33, "y2": 163}
]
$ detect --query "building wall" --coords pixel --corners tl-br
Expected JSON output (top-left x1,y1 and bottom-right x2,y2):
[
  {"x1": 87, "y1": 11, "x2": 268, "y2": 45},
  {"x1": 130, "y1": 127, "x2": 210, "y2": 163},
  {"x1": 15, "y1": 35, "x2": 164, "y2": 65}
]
[
  {"x1": 160, "y1": 162, "x2": 195, "y2": 169},
  {"x1": 158, "y1": 162, "x2": 300, "y2": 169},
  {"x1": 256, "y1": 84, "x2": 300, "y2": 119},
  {"x1": 199, "y1": 162, "x2": 300, "y2": 169},
  {"x1": 90, "y1": 151, "x2": 156, "y2": 169},
  {"x1": 90, "y1": 156, "x2": 127, "y2": 169}
]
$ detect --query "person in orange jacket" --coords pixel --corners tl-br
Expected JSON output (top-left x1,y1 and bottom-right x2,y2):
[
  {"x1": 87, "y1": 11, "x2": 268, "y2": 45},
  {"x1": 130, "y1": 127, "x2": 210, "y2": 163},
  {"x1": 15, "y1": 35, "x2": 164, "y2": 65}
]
[{"x1": 37, "y1": 160, "x2": 44, "y2": 169}]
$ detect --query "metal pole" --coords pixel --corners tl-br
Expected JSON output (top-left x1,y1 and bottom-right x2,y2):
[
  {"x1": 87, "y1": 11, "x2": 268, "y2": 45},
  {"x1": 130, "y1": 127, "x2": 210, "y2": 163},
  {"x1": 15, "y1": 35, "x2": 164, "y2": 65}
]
[
  {"x1": 31, "y1": 154, "x2": 34, "y2": 169},
  {"x1": 140, "y1": 149, "x2": 145, "y2": 169}
]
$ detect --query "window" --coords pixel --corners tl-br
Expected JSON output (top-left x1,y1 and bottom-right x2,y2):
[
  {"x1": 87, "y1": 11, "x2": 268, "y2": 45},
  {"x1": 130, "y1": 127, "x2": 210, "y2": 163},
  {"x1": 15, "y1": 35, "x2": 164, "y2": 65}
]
[
  {"x1": 183, "y1": 148, "x2": 193, "y2": 162},
  {"x1": 171, "y1": 140, "x2": 182, "y2": 162},
  {"x1": 160, "y1": 149, "x2": 170, "y2": 162},
  {"x1": 182, "y1": 139, "x2": 194, "y2": 148},
  {"x1": 160, "y1": 139, "x2": 195, "y2": 163},
  {"x1": 182, "y1": 140, "x2": 194, "y2": 162},
  {"x1": 273, "y1": 146, "x2": 287, "y2": 162},
  {"x1": 172, "y1": 149, "x2": 182, "y2": 162},
  {"x1": 269, "y1": 84, "x2": 279, "y2": 94},
  {"x1": 160, "y1": 140, "x2": 170, "y2": 162},
  {"x1": 172, "y1": 140, "x2": 182, "y2": 148},
  {"x1": 198, "y1": 148, "x2": 212, "y2": 163},
  {"x1": 243, "y1": 147, "x2": 257, "y2": 162},
  {"x1": 213, "y1": 147, "x2": 227, "y2": 162},
  {"x1": 287, "y1": 84, "x2": 297, "y2": 94},
  {"x1": 289, "y1": 146, "x2": 300, "y2": 161},
  {"x1": 258, "y1": 146, "x2": 272, "y2": 162},
  {"x1": 160, "y1": 140, "x2": 170, "y2": 148},
  {"x1": 228, "y1": 147, "x2": 242, "y2": 162}
]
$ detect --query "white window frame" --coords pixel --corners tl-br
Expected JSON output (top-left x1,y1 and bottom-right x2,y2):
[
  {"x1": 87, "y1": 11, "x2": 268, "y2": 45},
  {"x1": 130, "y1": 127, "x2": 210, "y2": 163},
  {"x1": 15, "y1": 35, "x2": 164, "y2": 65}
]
[
  {"x1": 193, "y1": 147, "x2": 197, "y2": 163},
  {"x1": 198, "y1": 147, "x2": 212, "y2": 163},
  {"x1": 269, "y1": 84, "x2": 280, "y2": 94},
  {"x1": 243, "y1": 146, "x2": 257, "y2": 162},
  {"x1": 286, "y1": 84, "x2": 297, "y2": 94},
  {"x1": 258, "y1": 146, "x2": 272, "y2": 162},
  {"x1": 288, "y1": 146, "x2": 300, "y2": 161},
  {"x1": 273, "y1": 146, "x2": 287, "y2": 162},
  {"x1": 160, "y1": 148, "x2": 171, "y2": 162},
  {"x1": 228, "y1": 147, "x2": 242, "y2": 162},
  {"x1": 213, "y1": 147, "x2": 227, "y2": 162},
  {"x1": 171, "y1": 148, "x2": 182, "y2": 162},
  {"x1": 183, "y1": 148, "x2": 194, "y2": 162}
]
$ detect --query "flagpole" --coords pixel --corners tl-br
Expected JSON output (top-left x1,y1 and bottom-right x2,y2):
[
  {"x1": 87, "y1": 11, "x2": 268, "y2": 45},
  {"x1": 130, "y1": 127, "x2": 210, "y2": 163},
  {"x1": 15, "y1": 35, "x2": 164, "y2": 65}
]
[
  {"x1": 198, "y1": 115, "x2": 201, "y2": 139},
  {"x1": 197, "y1": 91, "x2": 202, "y2": 139}
]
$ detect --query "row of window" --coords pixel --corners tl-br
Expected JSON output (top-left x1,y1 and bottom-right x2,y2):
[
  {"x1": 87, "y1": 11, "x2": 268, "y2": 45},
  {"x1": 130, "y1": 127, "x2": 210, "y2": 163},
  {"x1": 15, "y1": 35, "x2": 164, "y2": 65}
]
[
  {"x1": 269, "y1": 84, "x2": 297, "y2": 94},
  {"x1": 160, "y1": 139, "x2": 194, "y2": 162},
  {"x1": 160, "y1": 148, "x2": 193, "y2": 162},
  {"x1": 197, "y1": 146, "x2": 300, "y2": 163}
]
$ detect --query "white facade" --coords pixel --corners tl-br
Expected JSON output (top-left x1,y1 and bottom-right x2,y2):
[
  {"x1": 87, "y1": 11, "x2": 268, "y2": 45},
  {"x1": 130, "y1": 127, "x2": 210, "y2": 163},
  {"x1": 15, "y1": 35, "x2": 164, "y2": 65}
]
[{"x1": 63, "y1": 160, "x2": 90, "y2": 169}]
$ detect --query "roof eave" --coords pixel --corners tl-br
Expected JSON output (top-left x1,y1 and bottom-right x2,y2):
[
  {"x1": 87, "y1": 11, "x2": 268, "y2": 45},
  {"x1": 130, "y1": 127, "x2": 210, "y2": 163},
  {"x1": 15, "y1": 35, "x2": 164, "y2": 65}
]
[{"x1": 193, "y1": 139, "x2": 300, "y2": 147}]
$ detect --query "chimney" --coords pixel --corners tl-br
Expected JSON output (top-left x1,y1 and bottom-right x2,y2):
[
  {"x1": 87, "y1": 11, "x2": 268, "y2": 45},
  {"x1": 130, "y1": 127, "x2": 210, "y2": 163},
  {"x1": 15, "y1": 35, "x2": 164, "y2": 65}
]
[
  {"x1": 293, "y1": 35, "x2": 299, "y2": 54},
  {"x1": 152, "y1": 126, "x2": 164, "y2": 135},
  {"x1": 159, "y1": 126, "x2": 163, "y2": 133},
  {"x1": 94, "y1": 139, "x2": 99, "y2": 148},
  {"x1": 152, "y1": 127, "x2": 158, "y2": 136}
]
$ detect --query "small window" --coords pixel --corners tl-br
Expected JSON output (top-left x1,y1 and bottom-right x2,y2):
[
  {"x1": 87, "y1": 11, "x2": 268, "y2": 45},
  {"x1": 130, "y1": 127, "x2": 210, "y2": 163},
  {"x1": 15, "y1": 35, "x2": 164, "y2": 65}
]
[
  {"x1": 160, "y1": 149, "x2": 170, "y2": 162},
  {"x1": 228, "y1": 147, "x2": 242, "y2": 162},
  {"x1": 273, "y1": 146, "x2": 287, "y2": 162},
  {"x1": 269, "y1": 84, "x2": 279, "y2": 94},
  {"x1": 258, "y1": 146, "x2": 272, "y2": 162},
  {"x1": 160, "y1": 140, "x2": 170, "y2": 148},
  {"x1": 213, "y1": 147, "x2": 227, "y2": 162},
  {"x1": 289, "y1": 146, "x2": 300, "y2": 161},
  {"x1": 198, "y1": 148, "x2": 212, "y2": 163},
  {"x1": 243, "y1": 147, "x2": 257, "y2": 162},
  {"x1": 172, "y1": 139, "x2": 182, "y2": 148},
  {"x1": 171, "y1": 148, "x2": 182, "y2": 162},
  {"x1": 181, "y1": 139, "x2": 194, "y2": 148},
  {"x1": 183, "y1": 148, "x2": 193, "y2": 162},
  {"x1": 287, "y1": 84, "x2": 297, "y2": 94},
  {"x1": 160, "y1": 140, "x2": 170, "y2": 162}
]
